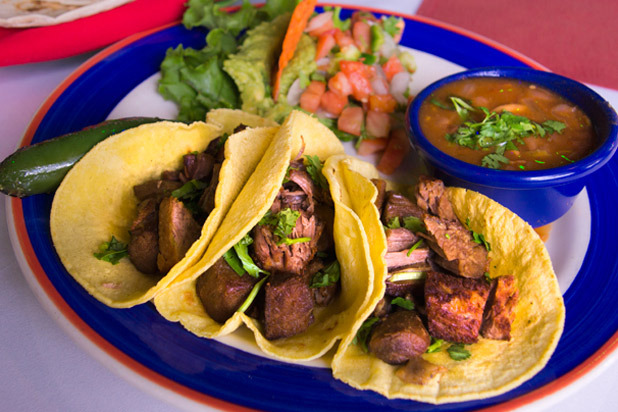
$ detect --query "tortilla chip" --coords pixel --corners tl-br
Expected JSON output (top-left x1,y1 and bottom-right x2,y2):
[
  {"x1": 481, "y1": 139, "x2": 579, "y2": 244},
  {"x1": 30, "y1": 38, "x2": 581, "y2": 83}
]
[
  {"x1": 51, "y1": 116, "x2": 276, "y2": 308},
  {"x1": 330, "y1": 158, "x2": 565, "y2": 403},
  {"x1": 155, "y1": 111, "x2": 375, "y2": 361}
]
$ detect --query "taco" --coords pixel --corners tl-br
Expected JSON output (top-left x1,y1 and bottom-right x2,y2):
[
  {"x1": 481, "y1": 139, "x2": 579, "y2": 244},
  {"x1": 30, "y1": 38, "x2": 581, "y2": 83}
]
[
  {"x1": 154, "y1": 110, "x2": 376, "y2": 361},
  {"x1": 327, "y1": 155, "x2": 565, "y2": 403},
  {"x1": 50, "y1": 110, "x2": 278, "y2": 308}
]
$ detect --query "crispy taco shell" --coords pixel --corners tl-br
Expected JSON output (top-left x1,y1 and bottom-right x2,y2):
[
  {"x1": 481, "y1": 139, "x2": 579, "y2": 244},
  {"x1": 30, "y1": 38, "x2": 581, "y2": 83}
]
[
  {"x1": 51, "y1": 111, "x2": 277, "y2": 308},
  {"x1": 154, "y1": 111, "x2": 376, "y2": 361},
  {"x1": 329, "y1": 156, "x2": 565, "y2": 404}
]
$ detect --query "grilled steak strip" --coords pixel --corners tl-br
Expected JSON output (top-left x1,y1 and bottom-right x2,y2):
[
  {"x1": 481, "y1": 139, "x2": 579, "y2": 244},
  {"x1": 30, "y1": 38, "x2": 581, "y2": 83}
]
[
  {"x1": 368, "y1": 310, "x2": 431, "y2": 365},
  {"x1": 415, "y1": 175, "x2": 457, "y2": 221},
  {"x1": 425, "y1": 271, "x2": 491, "y2": 344},
  {"x1": 196, "y1": 257, "x2": 259, "y2": 324},
  {"x1": 128, "y1": 197, "x2": 160, "y2": 274},
  {"x1": 480, "y1": 275, "x2": 519, "y2": 340},
  {"x1": 157, "y1": 196, "x2": 201, "y2": 273}
]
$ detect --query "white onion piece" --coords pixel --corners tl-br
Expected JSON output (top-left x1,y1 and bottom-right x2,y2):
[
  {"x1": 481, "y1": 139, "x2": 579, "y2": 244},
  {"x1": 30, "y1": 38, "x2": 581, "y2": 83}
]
[
  {"x1": 390, "y1": 71, "x2": 411, "y2": 104},
  {"x1": 371, "y1": 75, "x2": 389, "y2": 95},
  {"x1": 316, "y1": 108, "x2": 337, "y2": 119},
  {"x1": 379, "y1": 33, "x2": 397, "y2": 58},
  {"x1": 305, "y1": 11, "x2": 332, "y2": 33},
  {"x1": 316, "y1": 56, "x2": 331, "y2": 67},
  {"x1": 286, "y1": 78, "x2": 305, "y2": 106}
]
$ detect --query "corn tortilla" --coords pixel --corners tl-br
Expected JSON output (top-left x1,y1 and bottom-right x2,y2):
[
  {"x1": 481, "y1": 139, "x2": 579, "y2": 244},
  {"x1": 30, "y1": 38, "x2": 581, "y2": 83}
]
[
  {"x1": 329, "y1": 156, "x2": 565, "y2": 403},
  {"x1": 51, "y1": 111, "x2": 276, "y2": 308},
  {"x1": 154, "y1": 111, "x2": 377, "y2": 361}
]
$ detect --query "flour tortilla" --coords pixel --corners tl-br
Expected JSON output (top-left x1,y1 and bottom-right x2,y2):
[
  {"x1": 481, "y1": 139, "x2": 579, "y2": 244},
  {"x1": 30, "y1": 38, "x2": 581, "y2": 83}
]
[
  {"x1": 51, "y1": 112, "x2": 277, "y2": 308},
  {"x1": 154, "y1": 111, "x2": 377, "y2": 362},
  {"x1": 0, "y1": 0, "x2": 132, "y2": 27},
  {"x1": 329, "y1": 156, "x2": 565, "y2": 404}
]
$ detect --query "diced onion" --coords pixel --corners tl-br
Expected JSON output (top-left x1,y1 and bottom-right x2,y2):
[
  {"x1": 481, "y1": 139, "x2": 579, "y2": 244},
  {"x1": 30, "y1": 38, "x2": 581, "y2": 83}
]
[
  {"x1": 390, "y1": 71, "x2": 411, "y2": 104},
  {"x1": 287, "y1": 78, "x2": 305, "y2": 106},
  {"x1": 371, "y1": 65, "x2": 389, "y2": 95},
  {"x1": 305, "y1": 11, "x2": 333, "y2": 33},
  {"x1": 379, "y1": 32, "x2": 397, "y2": 58},
  {"x1": 388, "y1": 270, "x2": 426, "y2": 283}
]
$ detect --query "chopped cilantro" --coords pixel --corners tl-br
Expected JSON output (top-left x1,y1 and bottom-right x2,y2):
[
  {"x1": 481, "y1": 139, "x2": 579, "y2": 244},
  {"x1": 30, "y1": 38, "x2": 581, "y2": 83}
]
[
  {"x1": 447, "y1": 343, "x2": 471, "y2": 361},
  {"x1": 437, "y1": 97, "x2": 567, "y2": 169},
  {"x1": 484, "y1": 272, "x2": 493, "y2": 284},
  {"x1": 232, "y1": 234, "x2": 269, "y2": 278},
  {"x1": 406, "y1": 239, "x2": 424, "y2": 257},
  {"x1": 426, "y1": 338, "x2": 444, "y2": 353},
  {"x1": 386, "y1": 217, "x2": 401, "y2": 229},
  {"x1": 304, "y1": 155, "x2": 328, "y2": 189},
  {"x1": 402, "y1": 216, "x2": 425, "y2": 233},
  {"x1": 237, "y1": 274, "x2": 269, "y2": 314},
  {"x1": 172, "y1": 179, "x2": 208, "y2": 201},
  {"x1": 310, "y1": 261, "x2": 341, "y2": 288},
  {"x1": 94, "y1": 236, "x2": 128, "y2": 265},
  {"x1": 391, "y1": 296, "x2": 415, "y2": 310},
  {"x1": 223, "y1": 248, "x2": 245, "y2": 276},
  {"x1": 353, "y1": 317, "x2": 379, "y2": 352},
  {"x1": 381, "y1": 16, "x2": 402, "y2": 38},
  {"x1": 472, "y1": 230, "x2": 491, "y2": 251},
  {"x1": 259, "y1": 208, "x2": 310, "y2": 245}
]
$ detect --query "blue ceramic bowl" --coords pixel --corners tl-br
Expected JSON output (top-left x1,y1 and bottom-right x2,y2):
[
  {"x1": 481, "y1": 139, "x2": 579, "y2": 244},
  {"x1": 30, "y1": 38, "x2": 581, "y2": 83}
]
[{"x1": 406, "y1": 67, "x2": 618, "y2": 227}]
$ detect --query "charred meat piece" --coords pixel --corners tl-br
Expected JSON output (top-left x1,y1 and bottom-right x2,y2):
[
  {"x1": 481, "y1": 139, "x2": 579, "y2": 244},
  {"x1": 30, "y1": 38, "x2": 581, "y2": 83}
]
[
  {"x1": 421, "y1": 215, "x2": 488, "y2": 278},
  {"x1": 373, "y1": 297, "x2": 393, "y2": 318},
  {"x1": 180, "y1": 152, "x2": 215, "y2": 182},
  {"x1": 395, "y1": 357, "x2": 447, "y2": 385},
  {"x1": 204, "y1": 136, "x2": 226, "y2": 162},
  {"x1": 382, "y1": 191, "x2": 424, "y2": 224},
  {"x1": 128, "y1": 198, "x2": 159, "y2": 274},
  {"x1": 287, "y1": 169, "x2": 317, "y2": 209},
  {"x1": 196, "y1": 258, "x2": 258, "y2": 324},
  {"x1": 415, "y1": 175, "x2": 457, "y2": 221},
  {"x1": 263, "y1": 272, "x2": 315, "y2": 340},
  {"x1": 252, "y1": 211, "x2": 323, "y2": 275},
  {"x1": 133, "y1": 179, "x2": 183, "y2": 202},
  {"x1": 368, "y1": 310, "x2": 431, "y2": 365},
  {"x1": 385, "y1": 247, "x2": 431, "y2": 271},
  {"x1": 157, "y1": 196, "x2": 201, "y2": 273},
  {"x1": 314, "y1": 203, "x2": 334, "y2": 253},
  {"x1": 386, "y1": 227, "x2": 420, "y2": 253},
  {"x1": 161, "y1": 170, "x2": 181, "y2": 181},
  {"x1": 481, "y1": 275, "x2": 519, "y2": 340},
  {"x1": 306, "y1": 259, "x2": 339, "y2": 307},
  {"x1": 425, "y1": 271, "x2": 491, "y2": 344},
  {"x1": 385, "y1": 278, "x2": 424, "y2": 298},
  {"x1": 198, "y1": 163, "x2": 221, "y2": 216},
  {"x1": 371, "y1": 178, "x2": 387, "y2": 214}
]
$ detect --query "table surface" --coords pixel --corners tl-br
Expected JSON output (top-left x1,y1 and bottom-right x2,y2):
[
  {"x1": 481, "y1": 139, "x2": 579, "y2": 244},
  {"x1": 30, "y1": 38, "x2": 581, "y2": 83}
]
[{"x1": 1, "y1": 1, "x2": 617, "y2": 411}]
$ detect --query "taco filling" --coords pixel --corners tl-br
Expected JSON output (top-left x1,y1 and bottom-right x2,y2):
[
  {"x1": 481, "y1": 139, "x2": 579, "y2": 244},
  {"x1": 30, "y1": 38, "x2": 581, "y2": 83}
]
[
  {"x1": 354, "y1": 176, "x2": 519, "y2": 384},
  {"x1": 126, "y1": 129, "x2": 237, "y2": 276},
  {"x1": 195, "y1": 153, "x2": 339, "y2": 340}
]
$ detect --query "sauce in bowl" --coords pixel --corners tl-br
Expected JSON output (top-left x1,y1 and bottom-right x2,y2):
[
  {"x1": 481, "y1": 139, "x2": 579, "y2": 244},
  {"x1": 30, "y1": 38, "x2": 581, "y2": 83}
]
[{"x1": 418, "y1": 78, "x2": 598, "y2": 171}]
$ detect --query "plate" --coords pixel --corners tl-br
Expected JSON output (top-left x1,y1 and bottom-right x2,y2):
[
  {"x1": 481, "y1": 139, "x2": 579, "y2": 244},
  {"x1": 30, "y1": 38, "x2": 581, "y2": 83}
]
[{"x1": 8, "y1": 6, "x2": 618, "y2": 411}]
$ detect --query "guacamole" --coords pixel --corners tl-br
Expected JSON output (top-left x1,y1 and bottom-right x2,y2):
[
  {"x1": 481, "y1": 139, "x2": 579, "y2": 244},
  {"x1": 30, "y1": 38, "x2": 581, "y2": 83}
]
[{"x1": 223, "y1": 13, "x2": 317, "y2": 122}]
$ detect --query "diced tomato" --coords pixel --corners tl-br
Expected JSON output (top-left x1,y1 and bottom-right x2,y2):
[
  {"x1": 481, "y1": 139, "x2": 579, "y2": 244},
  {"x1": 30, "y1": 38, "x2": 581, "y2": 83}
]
[
  {"x1": 339, "y1": 60, "x2": 367, "y2": 77},
  {"x1": 382, "y1": 55, "x2": 404, "y2": 82},
  {"x1": 357, "y1": 137, "x2": 388, "y2": 156},
  {"x1": 347, "y1": 70, "x2": 373, "y2": 102},
  {"x1": 300, "y1": 92, "x2": 322, "y2": 113},
  {"x1": 306, "y1": 12, "x2": 335, "y2": 37},
  {"x1": 338, "y1": 106, "x2": 364, "y2": 136},
  {"x1": 334, "y1": 29, "x2": 354, "y2": 48},
  {"x1": 320, "y1": 91, "x2": 348, "y2": 116},
  {"x1": 352, "y1": 20, "x2": 371, "y2": 52},
  {"x1": 368, "y1": 94, "x2": 398, "y2": 113},
  {"x1": 299, "y1": 81, "x2": 325, "y2": 113},
  {"x1": 305, "y1": 80, "x2": 326, "y2": 95},
  {"x1": 351, "y1": 10, "x2": 378, "y2": 26},
  {"x1": 377, "y1": 128, "x2": 410, "y2": 175},
  {"x1": 328, "y1": 72, "x2": 353, "y2": 97},
  {"x1": 366, "y1": 110, "x2": 392, "y2": 138},
  {"x1": 315, "y1": 32, "x2": 336, "y2": 61}
]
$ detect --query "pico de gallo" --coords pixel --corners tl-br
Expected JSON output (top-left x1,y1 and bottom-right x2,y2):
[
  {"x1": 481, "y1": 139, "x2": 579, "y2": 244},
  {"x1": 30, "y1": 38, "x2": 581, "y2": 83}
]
[{"x1": 158, "y1": 0, "x2": 416, "y2": 174}]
